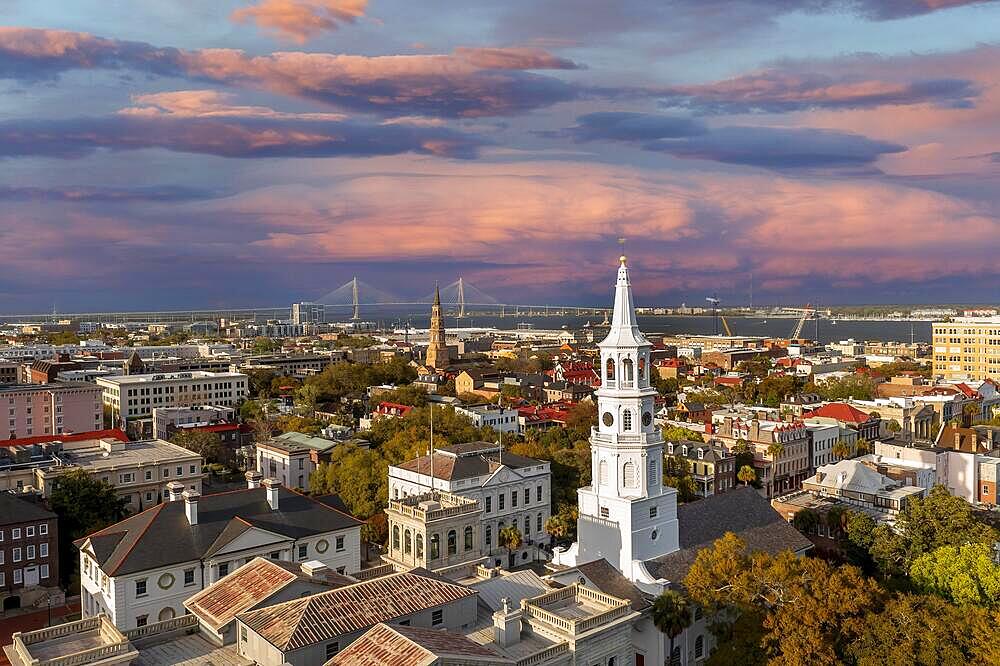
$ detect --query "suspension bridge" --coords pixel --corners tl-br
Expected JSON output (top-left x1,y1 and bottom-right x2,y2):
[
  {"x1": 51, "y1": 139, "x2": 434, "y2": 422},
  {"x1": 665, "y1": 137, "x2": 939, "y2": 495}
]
[{"x1": 3, "y1": 276, "x2": 613, "y2": 324}]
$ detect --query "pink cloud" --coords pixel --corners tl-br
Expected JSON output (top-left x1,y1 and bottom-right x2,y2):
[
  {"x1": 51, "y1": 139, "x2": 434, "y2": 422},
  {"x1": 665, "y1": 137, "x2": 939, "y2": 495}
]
[
  {"x1": 231, "y1": 0, "x2": 368, "y2": 43},
  {"x1": 453, "y1": 46, "x2": 581, "y2": 70}
]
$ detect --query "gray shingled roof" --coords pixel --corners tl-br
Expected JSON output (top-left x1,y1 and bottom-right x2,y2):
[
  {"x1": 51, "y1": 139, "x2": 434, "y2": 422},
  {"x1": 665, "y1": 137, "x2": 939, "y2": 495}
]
[
  {"x1": 644, "y1": 486, "x2": 812, "y2": 586},
  {"x1": 0, "y1": 493, "x2": 56, "y2": 526},
  {"x1": 575, "y1": 559, "x2": 651, "y2": 611},
  {"x1": 75, "y1": 487, "x2": 363, "y2": 576}
]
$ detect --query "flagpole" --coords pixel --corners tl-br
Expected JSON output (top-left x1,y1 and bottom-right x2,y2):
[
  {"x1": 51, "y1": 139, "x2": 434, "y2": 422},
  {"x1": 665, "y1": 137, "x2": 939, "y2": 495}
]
[{"x1": 429, "y1": 402, "x2": 435, "y2": 496}]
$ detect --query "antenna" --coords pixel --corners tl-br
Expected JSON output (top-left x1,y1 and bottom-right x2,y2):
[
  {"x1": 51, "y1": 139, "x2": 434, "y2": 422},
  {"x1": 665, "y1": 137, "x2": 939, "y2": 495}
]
[{"x1": 429, "y1": 403, "x2": 435, "y2": 495}]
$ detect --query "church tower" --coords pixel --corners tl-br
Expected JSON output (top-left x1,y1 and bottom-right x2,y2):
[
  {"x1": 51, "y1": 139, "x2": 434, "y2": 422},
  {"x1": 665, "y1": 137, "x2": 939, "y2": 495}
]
[
  {"x1": 572, "y1": 255, "x2": 679, "y2": 580},
  {"x1": 425, "y1": 284, "x2": 450, "y2": 370}
]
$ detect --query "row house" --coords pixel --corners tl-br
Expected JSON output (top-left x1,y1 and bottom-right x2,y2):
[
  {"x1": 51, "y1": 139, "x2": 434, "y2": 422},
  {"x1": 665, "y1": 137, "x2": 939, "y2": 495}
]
[
  {"x1": 0, "y1": 494, "x2": 59, "y2": 612},
  {"x1": 665, "y1": 440, "x2": 736, "y2": 497},
  {"x1": 713, "y1": 415, "x2": 812, "y2": 498}
]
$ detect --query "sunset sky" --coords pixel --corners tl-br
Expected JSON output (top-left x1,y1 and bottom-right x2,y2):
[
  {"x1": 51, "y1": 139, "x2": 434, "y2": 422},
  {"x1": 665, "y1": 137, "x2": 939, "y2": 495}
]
[{"x1": 1, "y1": 0, "x2": 999, "y2": 312}]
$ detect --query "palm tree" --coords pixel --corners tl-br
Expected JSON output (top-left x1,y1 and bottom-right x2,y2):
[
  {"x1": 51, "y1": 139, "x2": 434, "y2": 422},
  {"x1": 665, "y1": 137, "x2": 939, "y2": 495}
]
[
  {"x1": 767, "y1": 441, "x2": 784, "y2": 459},
  {"x1": 498, "y1": 525, "x2": 523, "y2": 569},
  {"x1": 832, "y1": 439, "x2": 852, "y2": 460},
  {"x1": 545, "y1": 515, "x2": 568, "y2": 541},
  {"x1": 651, "y1": 589, "x2": 691, "y2": 666},
  {"x1": 737, "y1": 464, "x2": 756, "y2": 486}
]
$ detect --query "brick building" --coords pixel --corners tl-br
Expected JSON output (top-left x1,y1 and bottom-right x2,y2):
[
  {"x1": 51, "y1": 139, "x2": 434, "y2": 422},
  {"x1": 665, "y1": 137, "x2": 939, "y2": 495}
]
[{"x1": 0, "y1": 494, "x2": 60, "y2": 611}]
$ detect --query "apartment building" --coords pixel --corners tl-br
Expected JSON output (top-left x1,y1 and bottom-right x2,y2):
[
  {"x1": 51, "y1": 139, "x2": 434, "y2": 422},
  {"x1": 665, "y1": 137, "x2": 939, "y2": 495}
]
[
  {"x1": 665, "y1": 440, "x2": 736, "y2": 497},
  {"x1": 151, "y1": 405, "x2": 235, "y2": 440},
  {"x1": 76, "y1": 476, "x2": 363, "y2": 629},
  {"x1": 388, "y1": 441, "x2": 551, "y2": 567},
  {"x1": 453, "y1": 403, "x2": 521, "y2": 434},
  {"x1": 1, "y1": 382, "x2": 103, "y2": 439},
  {"x1": 97, "y1": 371, "x2": 247, "y2": 421},
  {"x1": 933, "y1": 317, "x2": 1000, "y2": 380}
]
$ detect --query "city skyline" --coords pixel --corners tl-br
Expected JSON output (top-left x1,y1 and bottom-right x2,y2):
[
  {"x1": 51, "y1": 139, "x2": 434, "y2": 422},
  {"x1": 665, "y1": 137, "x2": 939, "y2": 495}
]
[{"x1": 2, "y1": 1, "x2": 999, "y2": 312}]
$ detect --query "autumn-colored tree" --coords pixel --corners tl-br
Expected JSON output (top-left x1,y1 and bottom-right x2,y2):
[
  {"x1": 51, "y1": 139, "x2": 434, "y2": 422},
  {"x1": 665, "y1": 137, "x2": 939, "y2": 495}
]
[
  {"x1": 684, "y1": 533, "x2": 881, "y2": 665},
  {"x1": 848, "y1": 594, "x2": 1000, "y2": 665},
  {"x1": 171, "y1": 429, "x2": 226, "y2": 465},
  {"x1": 737, "y1": 465, "x2": 757, "y2": 486}
]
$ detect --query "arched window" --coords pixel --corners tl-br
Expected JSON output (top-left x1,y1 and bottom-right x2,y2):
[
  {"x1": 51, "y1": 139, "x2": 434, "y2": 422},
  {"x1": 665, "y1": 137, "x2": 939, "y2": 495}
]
[
  {"x1": 537, "y1": 513, "x2": 543, "y2": 532},
  {"x1": 638, "y1": 356, "x2": 646, "y2": 380},
  {"x1": 670, "y1": 646, "x2": 681, "y2": 666},
  {"x1": 158, "y1": 607, "x2": 175, "y2": 622},
  {"x1": 605, "y1": 358, "x2": 615, "y2": 383},
  {"x1": 464, "y1": 526, "x2": 474, "y2": 551},
  {"x1": 621, "y1": 357, "x2": 634, "y2": 385},
  {"x1": 695, "y1": 635, "x2": 704, "y2": 658},
  {"x1": 623, "y1": 461, "x2": 637, "y2": 488},
  {"x1": 430, "y1": 534, "x2": 440, "y2": 560},
  {"x1": 392, "y1": 525, "x2": 400, "y2": 550},
  {"x1": 447, "y1": 530, "x2": 457, "y2": 555},
  {"x1": 623, "y1": 409, "x2": 633, "y2": 431},
  {"x1": 404, "y1": 529, "x2": 412, "y2": 555},
  {"x1": 599, "y1": 460, "x2": 609, "y2": 486},
  {"x1": 416, "y1": 533, "x2": 424, "y2": 559}
]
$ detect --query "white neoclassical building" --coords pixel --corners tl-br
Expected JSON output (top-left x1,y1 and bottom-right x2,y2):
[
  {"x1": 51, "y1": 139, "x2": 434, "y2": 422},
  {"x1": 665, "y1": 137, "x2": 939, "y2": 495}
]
[{"x1": 75, "y1": 474, "x2": 363, "y2": 630}]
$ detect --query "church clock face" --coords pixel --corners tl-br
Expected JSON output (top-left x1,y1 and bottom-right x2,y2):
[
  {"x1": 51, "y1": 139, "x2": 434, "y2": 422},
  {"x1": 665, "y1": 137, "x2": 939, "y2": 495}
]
[
  {"x1": 642, "y1": 411, "x2": 652, "y2": 427},
  {"x1": 602, "y1": 412, "x2": 614, "y2": 427}
]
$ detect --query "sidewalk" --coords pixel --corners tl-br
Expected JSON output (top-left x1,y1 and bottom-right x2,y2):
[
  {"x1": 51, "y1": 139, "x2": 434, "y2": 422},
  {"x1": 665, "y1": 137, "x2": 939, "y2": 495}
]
[{"x1": 0, "y1": 601, "x2": 81, "y2": 666}]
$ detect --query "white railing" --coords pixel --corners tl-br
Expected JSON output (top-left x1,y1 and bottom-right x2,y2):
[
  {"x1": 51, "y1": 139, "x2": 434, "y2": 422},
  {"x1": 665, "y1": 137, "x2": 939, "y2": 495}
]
[{"x1": 123, "y1": 613, "x2": 198, "y2": 641}]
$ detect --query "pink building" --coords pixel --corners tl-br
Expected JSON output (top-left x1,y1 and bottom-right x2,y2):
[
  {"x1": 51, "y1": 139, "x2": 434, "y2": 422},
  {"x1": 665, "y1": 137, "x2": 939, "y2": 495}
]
[{"x1": 2, "y1": 382, "x2": 103, "y2": 439}]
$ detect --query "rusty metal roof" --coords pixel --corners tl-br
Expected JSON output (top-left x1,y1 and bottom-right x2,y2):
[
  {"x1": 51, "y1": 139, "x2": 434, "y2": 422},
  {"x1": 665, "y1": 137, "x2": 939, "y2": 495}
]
[
  {"x1": 237, "y1": 568, "x2": 477, "y2": 651},
  {"x1": 325, "y1": 623, "x2": 510, "y2": 666}
]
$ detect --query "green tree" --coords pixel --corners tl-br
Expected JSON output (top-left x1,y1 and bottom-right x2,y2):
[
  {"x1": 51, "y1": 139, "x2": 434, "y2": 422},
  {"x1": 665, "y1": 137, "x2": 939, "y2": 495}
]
[
  {"x1": 792, "y1": 508, "x2": 820, "y2": 534},
  {"x1": 564, "y1": 401, "x2": 597, "y2": 440},
  {"x1": 376, "y1": 385, "x2": 429, "y2": 408},
  {"x1": 651, "y1": 590, "x2": 692, "y2": 666},
  {"x1": 664, "y1": 454, "x2": 699, "y2": 502},
  {"x1": 807, "y1": 374, "x2": 877, "y2": 401},
  {"x1": 738, "y1": 465, "x2": 757, "y2": 486},
  {"x1": 661, "y1": 425, "x2": 705, "y2": 443},
  {"x1": 767, "y1": 441, "x2": 784, "y2": 458},
  {"x1": 886, "y1": 419, "x2": 902, "y2": 434},
  {"x1": 49, "y1": 470, "x2": 129, "y2": 586},
  {"x1": 252, "y1": 337, "x2": 281, "y2": 354},
  {"x1": 910, "y1": 543, "x2": 1000, "y2": 608},
  {"x1": 498, "y1": 525, "x2": 523, "y2": 568},
  {"x1": 170, "y1": 429, "x2": 226, "y2": 465}
]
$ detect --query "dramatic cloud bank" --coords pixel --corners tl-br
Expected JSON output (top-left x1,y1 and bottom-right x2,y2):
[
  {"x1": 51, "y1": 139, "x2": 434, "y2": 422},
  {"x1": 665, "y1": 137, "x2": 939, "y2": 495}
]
[{"x1": 0, "y1": 28, "x2": 578, "y2": 117}]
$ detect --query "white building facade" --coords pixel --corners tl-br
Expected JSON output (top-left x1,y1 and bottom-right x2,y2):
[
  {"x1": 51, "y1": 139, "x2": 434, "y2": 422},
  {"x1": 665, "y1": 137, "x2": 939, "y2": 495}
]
[{"x1": 98, "y1": 371, "x2": 248, "y2": 421}]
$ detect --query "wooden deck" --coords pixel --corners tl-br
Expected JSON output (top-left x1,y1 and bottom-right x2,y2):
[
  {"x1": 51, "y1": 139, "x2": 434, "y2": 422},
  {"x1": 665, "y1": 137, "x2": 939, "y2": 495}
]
[{"x1": 134, "y1": 634, "x2": 251, "y2": 666}]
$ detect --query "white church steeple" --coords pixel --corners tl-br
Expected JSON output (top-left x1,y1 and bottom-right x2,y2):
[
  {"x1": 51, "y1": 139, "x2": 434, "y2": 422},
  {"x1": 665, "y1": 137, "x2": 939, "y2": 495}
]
[{"x1": 553, "y1": 254, "x2": 680, "y2": 583}]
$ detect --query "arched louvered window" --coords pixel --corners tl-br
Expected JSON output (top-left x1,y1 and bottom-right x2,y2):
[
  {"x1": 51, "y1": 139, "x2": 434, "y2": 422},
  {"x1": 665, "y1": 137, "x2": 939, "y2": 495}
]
[
  {"x1": 464, "y1": 526, "x2": 474, "y2": 551},
  {"x1": 599, "y1": 459, "x2": 609, "y2": 486},
  {"x1": 404, "y1": 530, "x2": 412, "y2": 555},
  {"x1": 605, "y1": 358, "x2": 615, "y2": 383},
  {"x1": 638, "y1": 356, "x2": 646, "y2": 380},
  {"x1": 392, "y1": 525, "x2": 400, "y2": 550},
  {"x1": 623, "y1": 461, "x2": 637, "y2": 488},
  {"x1": 416, "y1": 533, "x2": 424, "y2": 559}
]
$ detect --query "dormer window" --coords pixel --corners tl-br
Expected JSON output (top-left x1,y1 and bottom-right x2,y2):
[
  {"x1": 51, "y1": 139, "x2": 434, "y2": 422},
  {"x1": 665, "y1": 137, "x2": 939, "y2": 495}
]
[
  {"x1": 698, "y1": 448, "x2": 705, "y2": 460},
  {"x1": 681, "y1": 445, "x2": 688, "y2": 456}
]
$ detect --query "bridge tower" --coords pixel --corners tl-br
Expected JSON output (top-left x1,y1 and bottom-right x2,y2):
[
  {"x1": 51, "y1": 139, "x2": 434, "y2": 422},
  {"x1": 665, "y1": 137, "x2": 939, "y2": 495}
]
[
  {"x1": 457, "y1": 277, "x2": 466, "y2": 318},
  {"x1": 351, "y1": 277, "x2": 360, "y2": 320}
]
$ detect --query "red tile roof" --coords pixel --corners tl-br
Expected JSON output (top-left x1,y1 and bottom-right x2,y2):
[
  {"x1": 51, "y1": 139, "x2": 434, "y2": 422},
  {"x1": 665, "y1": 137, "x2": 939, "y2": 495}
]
[
  {"x1": 326, "y1": 623, "x2": 506, "y2": 666},
  {"x1": 803, "y1": 403, "x2": 874, "y2": 424},
  {"x1": 0, "y1": 428, "x2": 127, "y2": 448}
]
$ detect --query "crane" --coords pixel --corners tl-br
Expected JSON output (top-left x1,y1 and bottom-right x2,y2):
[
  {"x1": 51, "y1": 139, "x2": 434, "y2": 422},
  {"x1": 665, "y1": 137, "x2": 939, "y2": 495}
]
[
  {"x1": 706, "y1": 296, "x2": 733, "y2": 336},
  {"x1": 791, "y1": 304, "x2": 813, "y2": 340}
]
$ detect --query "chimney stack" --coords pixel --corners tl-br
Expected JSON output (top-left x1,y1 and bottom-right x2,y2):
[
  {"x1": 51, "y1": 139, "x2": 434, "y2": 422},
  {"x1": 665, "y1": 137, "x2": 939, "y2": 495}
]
[
  {"x1": 246, "y1": 470, "x2": 263, "y2": 490},
  {"x1": 182, "y1": 490, "x2": 199, "y2": 525},
  {"x1": 492, "y1": 597, "x2": 522, "y2": 648},
  {"x1": 166, "y1": 481, "x2": 185, "y2": 502},
  {"x1": 300, "y1": 560, "x2": 329, "y2": 578},
  {"x1": 263, "y1": 478, "x2": 280, "y2": 511}
]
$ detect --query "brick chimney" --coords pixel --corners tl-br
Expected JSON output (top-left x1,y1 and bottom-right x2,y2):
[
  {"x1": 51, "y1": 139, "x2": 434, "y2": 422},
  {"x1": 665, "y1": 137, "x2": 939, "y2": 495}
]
[
  {"x1": 263, "y1": 478, "x2": 280, "y2": 511},
  {"x1": 245, "y1": 470, "x2": 262, "y2": 489},
  {"x1": 182, "y1": 489, "x2": 199, "y2": 525}
]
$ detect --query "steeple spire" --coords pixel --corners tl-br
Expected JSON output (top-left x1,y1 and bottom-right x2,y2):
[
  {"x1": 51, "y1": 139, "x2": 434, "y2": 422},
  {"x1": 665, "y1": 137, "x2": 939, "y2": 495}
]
[
  {"x1": 433, "y1": 282, "x2": 441, "y2": 306},
  {"x1": 599, "y1": 254, "x2": 648, "y2": 348}
]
